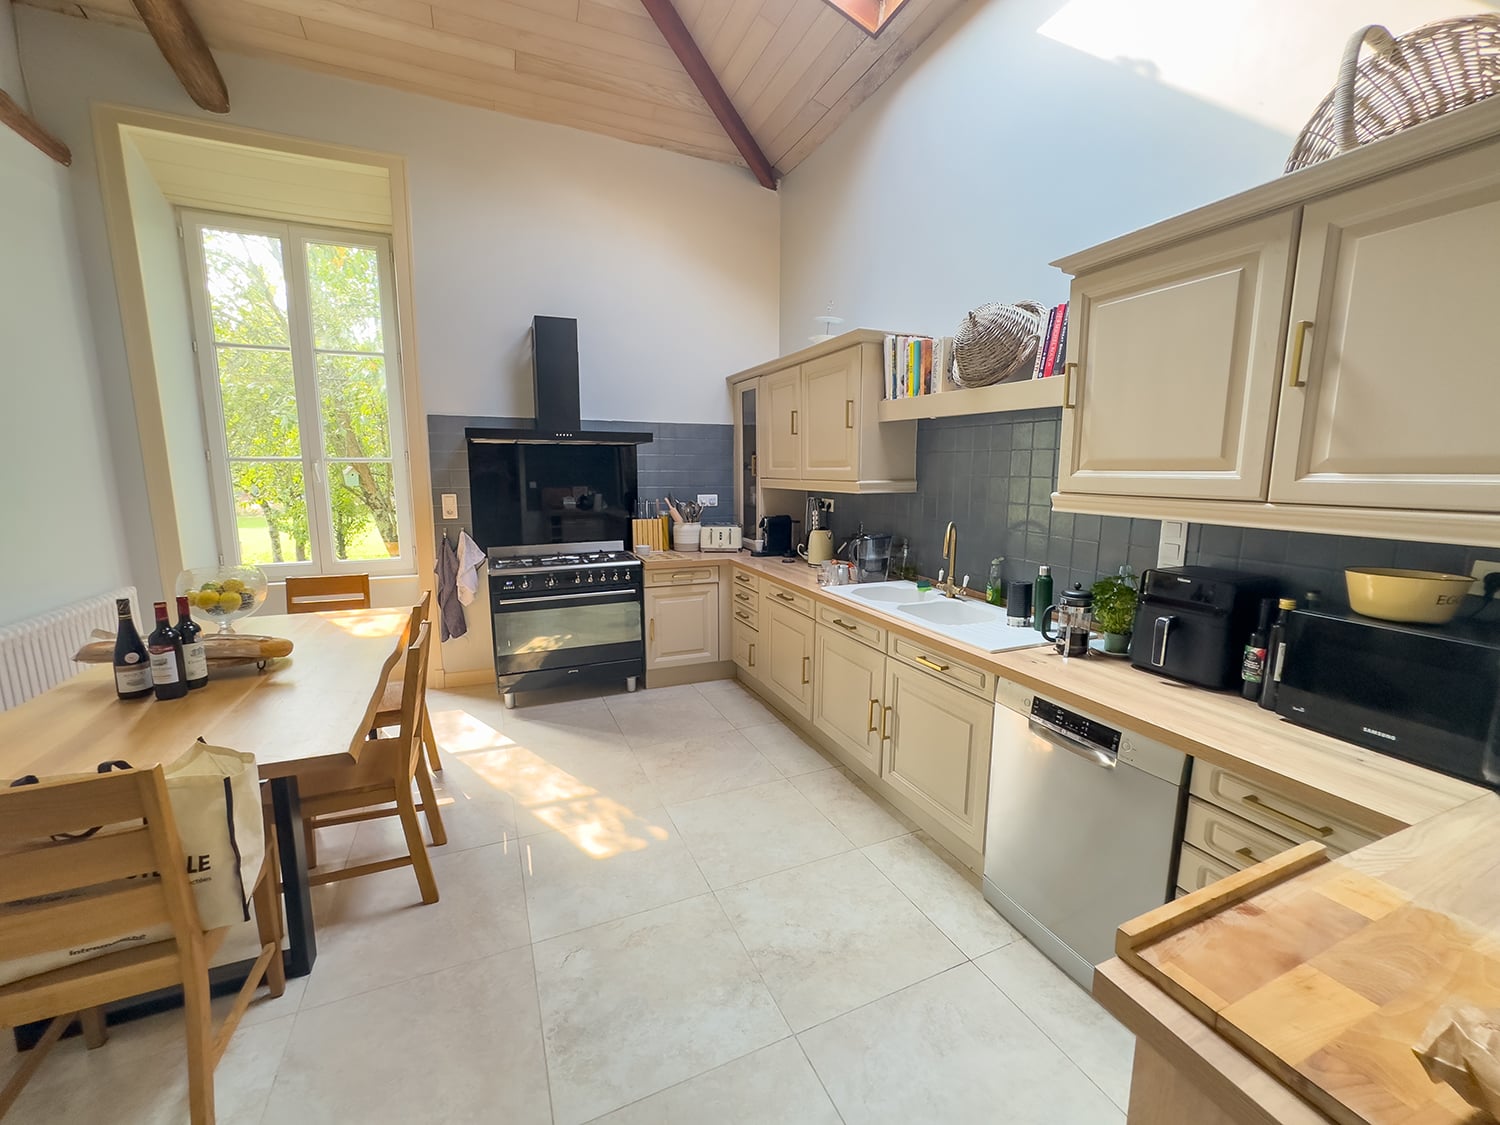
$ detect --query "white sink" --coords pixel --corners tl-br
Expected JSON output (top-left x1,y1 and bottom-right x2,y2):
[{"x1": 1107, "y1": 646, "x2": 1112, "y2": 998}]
[
  {"x1": 824, "y1": 581, "x2": 1047, "y2": 654},
  {"x1": 898, "y1": 599, "x2": 997, "y2": 626},
  {"x1": 845, "y1": 582, "x2": 933, "y2": 604}
]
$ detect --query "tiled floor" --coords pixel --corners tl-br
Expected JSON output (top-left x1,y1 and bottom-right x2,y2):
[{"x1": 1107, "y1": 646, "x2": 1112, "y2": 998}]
[{"x1": 4, "y1": 679, "x2": 1133, "y2": 1124}]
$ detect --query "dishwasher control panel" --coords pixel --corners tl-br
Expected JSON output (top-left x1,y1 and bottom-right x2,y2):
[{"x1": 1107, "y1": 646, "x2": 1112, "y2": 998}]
[{"x1": 1030, "y1": 697, "x2": 1122, "y2": 755}]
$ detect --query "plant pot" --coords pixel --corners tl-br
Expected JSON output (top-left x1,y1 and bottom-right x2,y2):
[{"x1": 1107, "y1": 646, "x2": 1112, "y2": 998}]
[
  {"x1": 672, "y1": 522, "x2": 701, "y2": 551},
  {"x1": 1102, "y1": 631, "x2": 1131, "y2": 654}
]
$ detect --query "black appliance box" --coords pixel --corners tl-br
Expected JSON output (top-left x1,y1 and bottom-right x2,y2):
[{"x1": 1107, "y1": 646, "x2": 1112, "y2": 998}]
[{"x1": 1129, "y1": 566, "x2": 1280, "y2": 690}]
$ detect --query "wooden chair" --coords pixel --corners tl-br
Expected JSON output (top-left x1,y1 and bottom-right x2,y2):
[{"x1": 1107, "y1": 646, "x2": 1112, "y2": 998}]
[
  {"x1": 298, "y1": 621, "x2": 446, "y2": 904},
  {"x1": 284, "y1": 573, "x2": 371, "y2": 614},
  {"x1": 0, "y1": 768, "x2": 285, "y2": 1124},
  {"x1": 373, "y1": 592, "x2": 441, "y2": 773}
]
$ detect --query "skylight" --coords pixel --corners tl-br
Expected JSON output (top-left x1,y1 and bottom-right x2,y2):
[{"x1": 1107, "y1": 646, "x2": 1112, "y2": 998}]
[{"x1": 820, "y1": 0, "x2": 912, "y2": 37}]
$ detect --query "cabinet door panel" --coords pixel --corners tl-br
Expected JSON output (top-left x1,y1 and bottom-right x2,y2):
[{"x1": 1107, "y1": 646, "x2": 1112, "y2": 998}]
[
  {"x1": 800, "y1": 348, "x2": 859, "y2": 479},
  {"x1": 764, "y1": 602, "x2": 815, "y2": 719},
  {"x1": 1270, "y1": 142, "x2": 1500, "y2": 510},
  {"x1": 761, "y1": 369, "x2": 801, "y2": 478},
  {"x1": 1061, "y1": 212, "x2": 1295, "y2": 500},
  {"x1": 647, "y1": 586, "x2": 718, "y2": 670},
  {"x1": 732, "y1": 618, "x2": 760, "y2": 683},
  {"x1": 812, "y1": 627, "x2": 884, "y2": 772}
]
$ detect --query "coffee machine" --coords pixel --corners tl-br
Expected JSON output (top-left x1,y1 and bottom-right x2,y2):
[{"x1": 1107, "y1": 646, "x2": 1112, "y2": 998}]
[{"x1": 754, "y1": 514, "x2": 794, "y2": 557}]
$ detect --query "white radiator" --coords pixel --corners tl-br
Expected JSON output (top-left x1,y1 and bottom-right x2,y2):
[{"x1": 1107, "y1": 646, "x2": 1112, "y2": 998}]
[{"x1": 0, "y1": 587, "x2": 137, "y2": 710}]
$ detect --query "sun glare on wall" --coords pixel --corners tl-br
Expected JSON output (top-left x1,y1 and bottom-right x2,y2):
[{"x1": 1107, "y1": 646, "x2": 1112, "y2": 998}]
[{"x1": 821, "y1": 0, "x2": 912, "y2": 36}]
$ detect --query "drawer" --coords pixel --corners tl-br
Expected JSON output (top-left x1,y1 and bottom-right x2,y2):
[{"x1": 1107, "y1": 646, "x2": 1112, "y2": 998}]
[
  {"x1": 816, "y1": 604, "x2": 886, "y2": 650},
  {"x1": 1176, "y1": 843, "x2": 1237, "y2": 894},
  {"x1": 731, "y1": 599, "x2": 759, "y2": 631},
  {"x1": 731, "y1": 568, "x2": 759, "y2": 594},
  {"x1": 1183, "y1": 797, "x2": 1296, "y2": 872},
  {"x1": 732, "y1": 618, "x2": 761, "y2": 677},
  {"x1": 646, "y1": 565, "x2": 720, "y2": 587},
  {"x1": 762, "y1": 582, "x2": 814, "y2": 618},
  {"x1": 888, "y1": 634, "x2": 993, "y2": 699},
  {"x1": 1190, "y1": 762, "x2": 1381, "y2": 858},
  {"x1": 729, "y1": 585, "x2": 759, "y2": 615}
]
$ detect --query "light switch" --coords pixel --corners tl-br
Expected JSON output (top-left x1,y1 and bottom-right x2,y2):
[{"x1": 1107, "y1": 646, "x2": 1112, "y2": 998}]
[
  {"x1": 441, "y1": 493, "x2": 458, "y2": 520},
  {"x1": 1158, "y1": 520, "x2": 1188, "y2": 568}
]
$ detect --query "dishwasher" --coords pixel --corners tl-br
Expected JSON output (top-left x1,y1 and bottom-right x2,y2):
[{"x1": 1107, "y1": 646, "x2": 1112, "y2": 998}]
[{"x1": 982, "y1": 677, "x2": 1188, "y2": 988}]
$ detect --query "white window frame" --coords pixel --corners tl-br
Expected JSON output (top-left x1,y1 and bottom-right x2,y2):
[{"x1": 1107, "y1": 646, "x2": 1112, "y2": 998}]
[{"x1": 181, "y1": 211, "x2": 414, "y2": 577}]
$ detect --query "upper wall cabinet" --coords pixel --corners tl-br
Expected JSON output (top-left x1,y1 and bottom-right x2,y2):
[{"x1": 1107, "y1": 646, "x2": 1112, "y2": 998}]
[
  {"x1": 761, "y1": 367, "x2": 802, "y2": 479},
  {"x1": 1051, "y1": 101, "x2": 1500, "y2": 547}
]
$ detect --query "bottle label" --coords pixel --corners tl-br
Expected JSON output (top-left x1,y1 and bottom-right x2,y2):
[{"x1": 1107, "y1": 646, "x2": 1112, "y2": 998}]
[
  {"x1": 149, "y1": 648, "x2": 180, "y2": 684},
  {"x1": 1241, "y1": 644, "x2": 1267, "y2": 683},
  {"x1": 183, "y1": 641, "x2": 208, "y2": 681},
  {"x1": 115, "y1": 665, "x2": 152, "y2": 693}
]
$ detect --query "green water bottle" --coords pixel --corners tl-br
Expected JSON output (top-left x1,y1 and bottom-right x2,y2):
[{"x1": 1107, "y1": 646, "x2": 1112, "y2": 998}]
[
  {"x1": 1034, "y1": 565, "x2": 1053, "y2": 632},
  {"x1": 986, "y1": 558, "x2": 1005, "y2": 606}
]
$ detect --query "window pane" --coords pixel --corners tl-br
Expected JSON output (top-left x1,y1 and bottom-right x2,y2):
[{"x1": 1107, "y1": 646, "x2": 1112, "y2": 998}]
[
  {"x1": 230, "y1": 461, "x2": 309, "y2": 565},
  {"x1": 317, "y1": 354, "x2": 391, "y2": 458},
  {"x1": 202, "y1": 229, "x2": 290, "y2": 347},
  {"x1": 306, "y1": 242, "x2": 383, "y2": 353},
  {"x1": 328, "y1": 461, "x2": 399, "y2": 560},
  {"x1": 218, "y1": 346, "x2": 299, "y2": 457}
]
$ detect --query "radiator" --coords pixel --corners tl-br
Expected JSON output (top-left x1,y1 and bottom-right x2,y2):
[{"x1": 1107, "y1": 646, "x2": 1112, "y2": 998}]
[{"x1": 0, "y1": 587, "x2": 137, "y2": 710}]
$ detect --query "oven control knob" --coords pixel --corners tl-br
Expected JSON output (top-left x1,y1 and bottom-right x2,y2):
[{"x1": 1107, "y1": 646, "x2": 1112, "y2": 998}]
[
  {"x1": 586, "y1": 571, "x2": 595, "y2": 583},
  {"x1": 519, "y1": 577, "x2": 531, "y2": 590},
  {"x1": 545, "y1": 575, "x2": 558, "y2": 589}
]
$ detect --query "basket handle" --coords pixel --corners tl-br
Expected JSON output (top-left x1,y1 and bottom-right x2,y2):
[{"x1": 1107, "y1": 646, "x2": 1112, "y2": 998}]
[{"x1": 1335, "y1": 24, "x2": 1399, "y2": 153}]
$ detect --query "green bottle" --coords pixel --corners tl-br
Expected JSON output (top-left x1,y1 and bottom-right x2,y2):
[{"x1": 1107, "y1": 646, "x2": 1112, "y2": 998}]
[
  {"x1": 1034, "y1": 565, "x2": 1053, "y2": 632},
  {"x1": 986, "y1": 558, "x2": 1005, "y2": 606}
]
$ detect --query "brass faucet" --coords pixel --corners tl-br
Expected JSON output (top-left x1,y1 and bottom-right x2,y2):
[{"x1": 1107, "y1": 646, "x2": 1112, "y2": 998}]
[{"x1": 941, "y1": 521, "x2": 959, "y2": 598}]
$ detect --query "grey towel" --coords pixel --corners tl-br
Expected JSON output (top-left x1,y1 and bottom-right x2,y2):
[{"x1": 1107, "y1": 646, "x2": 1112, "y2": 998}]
[{"x1": 436, "y1": 534, "x2": 466, "y2": 641}]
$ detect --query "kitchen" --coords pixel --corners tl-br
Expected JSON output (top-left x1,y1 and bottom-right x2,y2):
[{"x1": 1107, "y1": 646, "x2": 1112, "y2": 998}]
[{"x1": 4, "y1": 1, "x2": 1500, "y2": 1123}]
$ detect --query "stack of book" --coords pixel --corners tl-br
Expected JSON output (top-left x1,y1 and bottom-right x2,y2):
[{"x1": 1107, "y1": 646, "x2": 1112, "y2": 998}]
[
  {"x1": 1032, "y1": 303, "x2": 1069, "y2": 378},
  {"x1": 883, "y1": 335, "x2": 956, "y2": 400}
]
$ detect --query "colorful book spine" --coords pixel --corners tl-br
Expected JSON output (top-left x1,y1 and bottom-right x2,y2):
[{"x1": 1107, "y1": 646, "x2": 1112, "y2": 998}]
[
  {"x1": 1052, "y1": 310, "x2": 1070, "y2": 377},
  {"x1": 1041, "y1": 302, "x2": 1067, "y2": 377},
  {"x1": 1033, "y1": 306, "x2": 1058, "y2": 379}
]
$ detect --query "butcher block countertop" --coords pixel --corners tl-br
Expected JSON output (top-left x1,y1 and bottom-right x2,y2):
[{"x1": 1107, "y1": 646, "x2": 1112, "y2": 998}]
[{"x1": 656, "y1": 551, "x2": 1482, "y2": 834}]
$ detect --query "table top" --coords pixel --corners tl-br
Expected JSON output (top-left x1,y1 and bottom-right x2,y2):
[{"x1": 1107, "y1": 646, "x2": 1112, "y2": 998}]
[{"x1": 0, "y1": 608, "x2": 409, "y2": 781}]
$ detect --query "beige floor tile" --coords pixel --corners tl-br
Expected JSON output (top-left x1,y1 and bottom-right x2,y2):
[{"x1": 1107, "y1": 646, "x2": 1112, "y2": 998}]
[
  {"x1": 798, "y1": 963, "x2": 1124, "y2": 1125},
  {"x1": 534, "y1": 894, "x2": 789, "y2": 1125},
  {"x1": 718, "y1": 850, "x2": 964, "y2": 1031},
  {"x1": 587, "y1": 1038, "x2": 841, "y2": 1125},
  {"x1": 264, "y1": 946, "x2": 551, "y2": 1124},
  {"x1": 521, "y1": 806, "x2": 709, "y2": 940},
  {"x1": 343, "y1": 781, "x2": 516, "y2": 865},
  {"x1": 666, "y1": 779, "x2": 852, "y2": 889},
  {"x1": 739, "y1": 721, "x2": 837, "y2": 776},
  {"x1": 300, "y1": 838, "x2": 529, "y2": 1009},
  {"x1": 976, "y1": 941, "x2": 1136, "y2": 1110},
  {"x1": 694, "y1": 680, "x2": 780, "y2": 728},
  {"x1": 862, "y1": 832, "x2": 1020, "y2": 959},
  {"x1": 631, "y1": 729, "x2": 784, "y2": 803},
  {"x1": 606, "y1": 682, "x2": 735, "y2": 746},
  {"x1": 789, "y1": 767, "x2": 914, "y2": 847}
]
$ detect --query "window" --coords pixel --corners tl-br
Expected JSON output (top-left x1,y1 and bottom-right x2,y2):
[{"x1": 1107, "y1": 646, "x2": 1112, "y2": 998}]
[{"x1": 183, "y1": 214, "x2": 413, "y2": 576}]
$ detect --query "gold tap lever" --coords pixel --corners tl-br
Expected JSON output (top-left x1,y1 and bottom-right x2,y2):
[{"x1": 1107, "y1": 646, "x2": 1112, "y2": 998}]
[{"x1": 941, "y1": 522, "x2": 959, "y2": 598}]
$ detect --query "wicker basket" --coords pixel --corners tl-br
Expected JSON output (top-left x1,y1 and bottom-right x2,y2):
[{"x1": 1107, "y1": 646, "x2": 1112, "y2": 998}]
[
  {"x1": 1286, "y1": 16, "x2": 1500, "y2": 173},
  {"x1": 953, "y1": 300, "x2": 1048, "y2": 388}
]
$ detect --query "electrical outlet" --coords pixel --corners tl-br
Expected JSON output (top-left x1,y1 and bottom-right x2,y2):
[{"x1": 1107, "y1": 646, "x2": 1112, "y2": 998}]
[
  {"x1": 823, "y1": 498, "x2": 835, "y2": 513},
  {"x1": 1157, "y1": 520, "x2": 1188, "y2": 567},
  {"x1": 441, "y1": 493, "x2": 458, "y2": 520},
  {"x1": 697, "y1": 494, "x2": 718, "y2": 507},
  {"x1": 1471, "y1": 560, "x2": 1500, "y2": 596}
]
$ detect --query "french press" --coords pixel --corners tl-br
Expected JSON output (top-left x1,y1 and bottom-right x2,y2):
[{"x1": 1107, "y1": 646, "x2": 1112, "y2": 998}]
[{"x1": 1040, "y1": 582, "x2": 1094, "y2": 659}]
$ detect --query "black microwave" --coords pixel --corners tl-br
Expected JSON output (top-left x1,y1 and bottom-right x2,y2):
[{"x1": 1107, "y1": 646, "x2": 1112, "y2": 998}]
[{"x1": 1276, "y1": 609, "x2": 1500, "y2": 787}]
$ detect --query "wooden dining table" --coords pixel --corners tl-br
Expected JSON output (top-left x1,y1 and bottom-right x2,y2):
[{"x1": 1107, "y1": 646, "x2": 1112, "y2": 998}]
[{"x1": 0, "y1": 607, "x2": 411, "y2": 1004}]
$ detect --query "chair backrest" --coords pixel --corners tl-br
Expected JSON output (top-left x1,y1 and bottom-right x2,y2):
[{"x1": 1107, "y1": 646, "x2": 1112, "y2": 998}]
[
  {"x1": 0, "y1": 768, "x2": 200, "y2": 980},
  {"x1": 285, "y1": 574, "x2": 372, "y2": 615},
  {"x1": 392, "y1": 621, "x2": 432, "y2": 783},
  {"x1": 400, "y1": 591, "x2": 433, "y2": 648}
]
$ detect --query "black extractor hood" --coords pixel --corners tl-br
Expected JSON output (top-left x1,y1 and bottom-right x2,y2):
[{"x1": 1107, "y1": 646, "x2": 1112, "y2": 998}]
[{"x1": 467, "y1": 317, "x2": 653, "y2": 446}]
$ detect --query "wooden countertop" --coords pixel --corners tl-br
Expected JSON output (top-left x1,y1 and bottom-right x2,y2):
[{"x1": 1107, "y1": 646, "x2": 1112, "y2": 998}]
[{"x1": 705, "y1": 554, "x2": 1481, "y2": 833}]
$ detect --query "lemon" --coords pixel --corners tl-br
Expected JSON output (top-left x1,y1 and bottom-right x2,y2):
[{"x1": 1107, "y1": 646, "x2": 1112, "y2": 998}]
[
  {"x1": 199, "y1": 581, "x2": 221, "y2": 593},
  {"x1": 217, "y1": 591, "x2": 242, "y2": 612},
  {"x1": 221, "y1": 578, "x2": 245, "y2": 593}
]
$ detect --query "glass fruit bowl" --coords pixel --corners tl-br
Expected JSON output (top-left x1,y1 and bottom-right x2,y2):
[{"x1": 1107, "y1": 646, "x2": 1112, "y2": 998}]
[{"x1": 176, "y1": 565, "x2": 269, "y2": 634}]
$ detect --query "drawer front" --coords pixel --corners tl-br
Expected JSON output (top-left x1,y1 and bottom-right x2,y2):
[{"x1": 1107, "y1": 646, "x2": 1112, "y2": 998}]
[
  {"x1": 888, "y1": 634, "x2": 993, "y2": 699},
  {"x1": 732, "y1": 618, "x2": 761, "y2": 679},
  {"x1": 1190, "y1": 762, "x2": 1381, "y2": 857},
  {"x1": 731, "y1": 568, "x2": 760, "y2": 595},
  {"x1": 1176, "y1": 843, "x2": 1237, "y2": 894},
  {"x1": 730, "y1": 584, "x2": 759, "y2": 617},
  {"x1": 816, "y1": 604, "x2": 886, "y2": 650},
  {"x1": 763, "y1": 582, "x2": 814, "y2": 618},
  {"x1": 1183, "y1": 797, "x2": 1296, "y2": 871},
  {"x1": 731, "y1": 598, "x2": 759, "y2": 631},
  {"x1": 646, "y1": 565, "x2": 720, "y2": 587}
]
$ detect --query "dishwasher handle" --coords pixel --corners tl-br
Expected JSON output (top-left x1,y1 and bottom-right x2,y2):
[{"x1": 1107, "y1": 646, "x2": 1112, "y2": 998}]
[{"x1": 1028, "y1": 716, "x2": 1117, "y2": 770}]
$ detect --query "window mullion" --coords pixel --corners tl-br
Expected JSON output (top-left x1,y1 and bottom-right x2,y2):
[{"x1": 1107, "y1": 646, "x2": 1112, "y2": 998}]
[{"x1": 282, "y1": 227, "x2": 332, "y2": 572}]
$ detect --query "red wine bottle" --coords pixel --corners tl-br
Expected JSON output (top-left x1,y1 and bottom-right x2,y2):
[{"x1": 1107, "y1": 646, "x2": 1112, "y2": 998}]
[
  {"x1": 113, "y1": 597, "x2": 152, "y2": 700},
  {"x1": 175, "y1": 595, "x2": 208, "y2": 690},
  {"x1": 148, "y1": 601, "x2": 189, "y2": 701}
]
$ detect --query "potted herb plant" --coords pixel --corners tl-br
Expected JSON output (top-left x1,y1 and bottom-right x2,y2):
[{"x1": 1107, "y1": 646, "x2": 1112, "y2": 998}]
[{"x1": 1091, "y1": 572, "x2": 1139, "y2": 654}]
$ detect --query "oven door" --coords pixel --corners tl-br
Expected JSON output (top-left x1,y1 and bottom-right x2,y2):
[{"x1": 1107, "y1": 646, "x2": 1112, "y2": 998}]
[{"x1": 492, "y1": 586, "x2": 643, "y2": 677}]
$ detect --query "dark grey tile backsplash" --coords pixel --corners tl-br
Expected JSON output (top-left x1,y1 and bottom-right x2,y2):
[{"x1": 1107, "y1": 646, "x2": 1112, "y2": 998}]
[{"x1": 426, "y1": 415, "x2": 734, "y2": 547}]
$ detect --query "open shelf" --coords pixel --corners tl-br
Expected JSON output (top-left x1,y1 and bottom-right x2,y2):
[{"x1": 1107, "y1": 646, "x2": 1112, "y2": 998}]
[{"x1": 876, "y1": 376, "x2": 1065, "y2": 421}]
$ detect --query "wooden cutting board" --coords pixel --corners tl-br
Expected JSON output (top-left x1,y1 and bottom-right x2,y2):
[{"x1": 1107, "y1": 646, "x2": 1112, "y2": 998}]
[{"x1": 1118, "y1": 794, "x2": 1500, "y2": 1125}]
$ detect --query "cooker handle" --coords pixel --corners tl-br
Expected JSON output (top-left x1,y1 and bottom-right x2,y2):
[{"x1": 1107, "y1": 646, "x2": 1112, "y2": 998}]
[{"x1": 1150, "y1": 614, "x2": 1175, "y2": 668}]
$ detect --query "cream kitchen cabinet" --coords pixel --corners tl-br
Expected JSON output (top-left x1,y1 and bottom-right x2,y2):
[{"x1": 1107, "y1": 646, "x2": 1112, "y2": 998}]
[
  {"x1": 760, "y1": 367, "x2": 801, "y2": 479},
  {"x1": 812, "y1": 626, "x2": 884, "y2": 773},
  {"x1": 799, "y1": 347, "x2": 860, "y2": 480},
  {"x1": 645, "y1": 584, "x2": 719, "y2": 670},
  {"x1": 762, "y1": 600, "x2": 816, "y2": 720},
  {"x1": 731, "y1": 617, "x2": 761, "y2": 683}
]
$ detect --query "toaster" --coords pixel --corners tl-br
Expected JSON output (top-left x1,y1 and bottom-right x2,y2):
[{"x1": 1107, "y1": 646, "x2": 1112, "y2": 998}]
[{"x1": 700, "y1": 525, "x2": 743, "y2": 551}]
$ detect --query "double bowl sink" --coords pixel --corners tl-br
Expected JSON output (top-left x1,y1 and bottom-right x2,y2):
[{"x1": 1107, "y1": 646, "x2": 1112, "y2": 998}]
[{"x1": 823, "y1": 580, "x2": 1048, "y2": 654}]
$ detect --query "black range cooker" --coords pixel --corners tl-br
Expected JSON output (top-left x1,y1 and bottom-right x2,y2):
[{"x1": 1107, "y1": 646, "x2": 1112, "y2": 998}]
[{"x1": 487, "y1": 541, "x2": 644, "y2": 708}]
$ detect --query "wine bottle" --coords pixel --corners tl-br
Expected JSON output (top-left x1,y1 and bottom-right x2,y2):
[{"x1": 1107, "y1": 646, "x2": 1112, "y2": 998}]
[
  {"x1": 147, "y1": 601, "x2": 189, "y2": 701},
  {"x1": 175, "y1": 595, "x2": 208, "y2": 690},
  {"x1": 113, "y1": 597, "x2": 152, "y2": 700},
  {"x1": 1240, "y1": 598, "x2": 1274, "y2": 701},
  {"x1": 1257, "y1": 598, "x2": 1298, "y2": 712}
]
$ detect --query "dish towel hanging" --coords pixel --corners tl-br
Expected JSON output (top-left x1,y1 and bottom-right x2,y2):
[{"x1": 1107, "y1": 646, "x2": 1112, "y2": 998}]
[
  {"x1": 455, "y1": 530, "x2": 486, "y2": 607},
  {"x1": 436, "y1": 533, "x2": 466, "y2": 641}
]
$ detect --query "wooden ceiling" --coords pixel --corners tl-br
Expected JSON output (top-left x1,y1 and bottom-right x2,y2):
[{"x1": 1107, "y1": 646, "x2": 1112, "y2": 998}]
[{"x1": 19, "y1": 0, "x2": 964, "y2": 178}]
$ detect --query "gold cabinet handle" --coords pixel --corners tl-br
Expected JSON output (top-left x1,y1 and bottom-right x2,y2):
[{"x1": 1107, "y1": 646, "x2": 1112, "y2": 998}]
[
  {"x1": 1062, "y1": 362, "x2": 1078, "y2": 410},
  {"x1": 672, "y1": 571, "x2": 699, "y2": 580},
  {"x1": 1287, "y1": 320, "x2": 1312, "y2": 388},
  {"x1": 801, "y1": 655, "x2": 810, "y2": 685},
  {"x1": 831, "y1": 617, "x2": 858, "y2": 632},
  {"x1": 735, "y1": 573, "x2": 752, "y2": 585},
  {"x1": 735, "y1": 609, "x2": 751, "y2": 621},
  {"x1": 867, "y1": 698, "x2": 879, "y2": 733},
  {"x1": 791, "y1": 409, "x2": 798, "y2": 436},
  {"x1": 735, "y1": 591, "x2": 752, "y2": 602},
  {"x1": 749, "y1": 642, "x2": 755, "y2": 667},
  {"x1": 914, "y1": 655, "x2": 950, "y2": 673},
  {"x1": 776, "y1": 591, "x2": 796, "y2": 603},
  {"x1": 845, "y1": 399, "x2": 854, "y2": 429},
  {"x1": 1234, "y1": 846, "x2": 1259, "y2": 865},
  {"x1": 880, "y1": 705, "x2": 892, "y2": 741},
  {"x1": 1241, "y1": 794, "x2": 1333, "y2": 838}
]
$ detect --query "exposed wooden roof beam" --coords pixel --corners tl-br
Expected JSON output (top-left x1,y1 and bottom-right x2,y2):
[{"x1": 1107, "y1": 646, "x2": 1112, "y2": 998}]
[
  {"x1": 0, "y1": 88, "x2": 71, "y2": 165},
  {"x1": 130, "y1": 0, "x2": 230, "y2": 113},
  {"x1": 636, "y1": 0, "x2": 778, "y2": 189}
]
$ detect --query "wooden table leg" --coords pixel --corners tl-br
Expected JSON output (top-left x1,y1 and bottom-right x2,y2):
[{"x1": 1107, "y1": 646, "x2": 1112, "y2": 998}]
[{"x1": 269, "y1": 775, "x2": 317, "y2": 978}]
